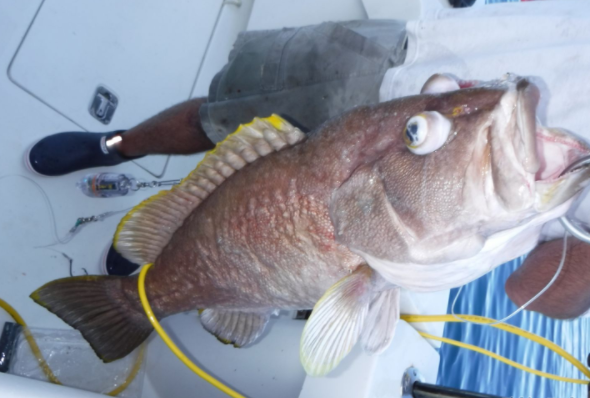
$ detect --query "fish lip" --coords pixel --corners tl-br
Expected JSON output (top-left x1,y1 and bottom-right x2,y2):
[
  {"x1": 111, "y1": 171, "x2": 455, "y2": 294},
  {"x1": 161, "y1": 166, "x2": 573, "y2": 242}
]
[
  {"x1": 531, "y1": 124, "x2": 590, "y2": 212},
  {"x1": 534, "y1": 127, "x2": 590, "y2": 183},
  {"x1": 560, "y1": 156, "x2": 590, "y2": 176},
  {"x1": 516, "y1": 78, "x2": 541, "y2": 174},
  {"x1": 487, "y1": 76, "x2": 541, "y2": 174},
  {"x1": 511, "y1": 76, "x2": 590, "y2": 183},
  {"x1": 493, "y1": 75, "x2": 590, "y2": 211}
]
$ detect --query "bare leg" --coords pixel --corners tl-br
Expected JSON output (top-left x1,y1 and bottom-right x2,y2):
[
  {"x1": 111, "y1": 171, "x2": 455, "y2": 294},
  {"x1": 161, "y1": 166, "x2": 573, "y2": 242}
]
[
  {"x1": 117, "y1": 97, "x2": 214, "y2": 157},
  {"x1": 505, "y1": 237, "x2": 590, "y2": 319}
]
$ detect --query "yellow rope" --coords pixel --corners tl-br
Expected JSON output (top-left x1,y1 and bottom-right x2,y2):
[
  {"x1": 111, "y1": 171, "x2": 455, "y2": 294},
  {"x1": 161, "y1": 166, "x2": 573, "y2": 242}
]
[
  {"x1": 0, "y1": 298, "x2": 60, "y2": 384},
  {"x1": 8, "y1": 266, "x2": 582, "y2": 394},
  {"x1": 138, "y1": 263, "x2": 246, "y2": 398},
  {"x1": 138, "y1": 262, "x2": 590, "y2": 392},
  {"x1": 402, "y1": 314, "x2": 590, "y2": 384},
  {"x1": 4, "y1": 275, "x2": 586, "y2": 394},
  {"x1": 138, "y1": 264, "x2": 590, "y2": 393},
  {"x1": 106, "y1": 345, "x2": 146, "y2": 396},
  {"x1": 419, "y1": 332, "x2": 587, "y2": 385},
  {"x1": 0, "y1": 297, "x2": 143, "y2": 395}
]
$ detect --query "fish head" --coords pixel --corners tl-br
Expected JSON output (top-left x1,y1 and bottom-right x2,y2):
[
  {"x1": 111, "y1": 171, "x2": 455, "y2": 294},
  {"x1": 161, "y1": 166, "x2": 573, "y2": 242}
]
[{"x1": 331, "y1": 74, "x2": 590, "y2": 289}]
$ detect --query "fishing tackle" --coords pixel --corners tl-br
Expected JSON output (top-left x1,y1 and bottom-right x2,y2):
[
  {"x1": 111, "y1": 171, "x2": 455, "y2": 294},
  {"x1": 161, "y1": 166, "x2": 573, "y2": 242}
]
[
  {"x1": 452, "y1": 232, "x2": 569, "y2": 326},
  {"x1": 77, "y1": 172, "x2": 181, "y2": 198}
]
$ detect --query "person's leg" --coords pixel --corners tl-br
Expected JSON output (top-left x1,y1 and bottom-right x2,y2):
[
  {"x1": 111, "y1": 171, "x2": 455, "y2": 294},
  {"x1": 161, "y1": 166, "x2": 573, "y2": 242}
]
[
  {"x1": 26, "y1": 97, "x2": 214, "y2": 176},
  {"x1": 28, "y1": 21, "x2": 407, "y2": 177},
  {"x1": 117, "y1": 97, "x2": 214, "y2": 157}
]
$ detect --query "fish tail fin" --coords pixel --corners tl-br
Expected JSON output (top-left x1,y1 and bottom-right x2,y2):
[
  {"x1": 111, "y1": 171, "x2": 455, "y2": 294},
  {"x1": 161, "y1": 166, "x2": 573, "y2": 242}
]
[{"x1": 30, "y1": 275, "x2": 152, "y2": 363}]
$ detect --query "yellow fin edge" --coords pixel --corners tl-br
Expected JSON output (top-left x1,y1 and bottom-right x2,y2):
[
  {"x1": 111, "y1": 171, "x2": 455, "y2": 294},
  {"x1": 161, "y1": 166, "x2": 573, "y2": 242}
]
[
  {"x1": 178, "y1": 114, "x2": 286, "y2": 182},
  {"x1": 113, "y1": 114, "x2": 289, "y2": 252},
  {"x1": 113, "y1": 190, "x2": 170, "y2": 251}
]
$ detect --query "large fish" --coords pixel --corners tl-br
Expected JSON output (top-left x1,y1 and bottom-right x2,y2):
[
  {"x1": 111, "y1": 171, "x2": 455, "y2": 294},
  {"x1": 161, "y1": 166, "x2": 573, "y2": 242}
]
[{"x1": 32, "y1": 74, "x2": 590, "y2": 376}]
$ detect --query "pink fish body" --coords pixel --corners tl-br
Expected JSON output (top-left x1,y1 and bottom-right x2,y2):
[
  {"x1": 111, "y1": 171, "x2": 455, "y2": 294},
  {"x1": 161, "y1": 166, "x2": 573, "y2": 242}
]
[{"x1": 32, "y1": 74, "x2": 590, "y2": 376}]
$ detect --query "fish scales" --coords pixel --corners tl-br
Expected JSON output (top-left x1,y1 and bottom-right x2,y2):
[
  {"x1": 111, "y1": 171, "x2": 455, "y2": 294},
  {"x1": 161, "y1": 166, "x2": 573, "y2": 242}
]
[
  {"x1": 145, "y1": 142, "x2": 365, "y2": 314},
  {"x1": 31, "y1": 74, "x2": 590, "y2": 375}
]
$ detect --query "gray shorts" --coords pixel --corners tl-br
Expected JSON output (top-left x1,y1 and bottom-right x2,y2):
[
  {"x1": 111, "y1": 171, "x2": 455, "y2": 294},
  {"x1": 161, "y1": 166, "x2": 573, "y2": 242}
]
[{"x1": 199, "y1": 20, "x2": 407, "y2": 142}]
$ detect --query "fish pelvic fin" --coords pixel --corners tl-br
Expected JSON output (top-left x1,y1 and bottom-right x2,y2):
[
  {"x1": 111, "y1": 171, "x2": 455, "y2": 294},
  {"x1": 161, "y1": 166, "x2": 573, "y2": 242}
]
[
  {"x1": 30, "y1": 275, "x2": 152, "y2": 363},
  {"x1": 360, "y1": 286, "x2": 400, "y2": 355},
  {"x1": 200, "y1": 309, "x2": 278, "y2": 348},
  {"x1": 114, "y1": 114, "x2": 306, "y2": 265},
  {"x1": 300, "y1": 266, "x2": 374, "y2": 377}
]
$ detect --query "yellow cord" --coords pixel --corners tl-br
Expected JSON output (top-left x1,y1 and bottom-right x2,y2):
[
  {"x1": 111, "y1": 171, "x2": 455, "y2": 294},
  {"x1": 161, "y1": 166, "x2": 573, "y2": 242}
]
[
  {"x1": 137, "y1": 263, "x2": 590, "y2": 393},
  {"x1": 0, "y1": 297, "x2": 143, "y2": 395},
  {"x1": 0, "y1": 298, "x2": 60, "y2": 384},
  {"x1": 106, "y1": 346, "x2": 146, "y2": 396},
  {"x1": 2, "y1": 277, "x2": 586, "y2": 394},
  {"x1": 421, "y1": 332, "x2": 587, "y2": 385},
  {"x1": 138, "y1": 263, "x2": 246, "y2": 398},
  {"x1": 402, "y1": 314, "x2": 590, "y2": 384}
]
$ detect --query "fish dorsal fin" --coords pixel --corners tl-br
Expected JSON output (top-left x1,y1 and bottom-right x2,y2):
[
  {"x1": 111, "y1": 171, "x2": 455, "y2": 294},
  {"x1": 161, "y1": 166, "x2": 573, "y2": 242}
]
[
  {"x1": 360, "y1": 286, "x2": 400, "y2": 355},
  {"x1": 114, "y1": 115, "x2": 306, "y2": 265},
  {"x1": 200, "y1": 309, "x2": 277, "y2": 347},
  {"x1": 300, "y1": 266, "x2": 374, "y2": 377}
]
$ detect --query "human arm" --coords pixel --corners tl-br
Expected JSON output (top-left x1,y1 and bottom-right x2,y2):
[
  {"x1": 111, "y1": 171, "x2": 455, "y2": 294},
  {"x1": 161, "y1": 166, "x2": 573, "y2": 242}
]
[{"x1": 505, "y1": 237, "x2": 590, "y2": 319}]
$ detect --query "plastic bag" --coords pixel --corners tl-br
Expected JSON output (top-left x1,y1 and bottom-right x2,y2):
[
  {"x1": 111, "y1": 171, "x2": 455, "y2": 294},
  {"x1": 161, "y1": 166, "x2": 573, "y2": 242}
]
[{"x1": 9, "y1": 327, "x2": 145, "y2": 397}]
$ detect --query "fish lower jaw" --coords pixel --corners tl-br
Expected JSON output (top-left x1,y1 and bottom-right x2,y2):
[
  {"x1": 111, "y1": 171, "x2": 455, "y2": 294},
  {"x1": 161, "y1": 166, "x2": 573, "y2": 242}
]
[
  {"x1": 357, "y1": 206, "x2": 565, "y2": 293},
  {"x1": 532, "y1": 128, "x2": 590, "y2": 211},
  {"x1": 534, "y1": 127, "x2": 590, "y2": 182}
]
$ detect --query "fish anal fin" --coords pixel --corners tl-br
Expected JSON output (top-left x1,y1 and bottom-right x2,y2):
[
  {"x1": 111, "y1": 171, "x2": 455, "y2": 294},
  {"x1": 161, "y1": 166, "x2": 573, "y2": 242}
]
[
  {"x1": 114, "y1": 115, "x2": 306, "y2": 265},
  {"x1": 300, "y1": 266, "x2": 374, "y2": 377},
  {"x1": 361, "y1": 286, "x2": 400, "y2": 355},
  {"x1": 200, "y1": 309, "x2": 277, "y2": 348}
]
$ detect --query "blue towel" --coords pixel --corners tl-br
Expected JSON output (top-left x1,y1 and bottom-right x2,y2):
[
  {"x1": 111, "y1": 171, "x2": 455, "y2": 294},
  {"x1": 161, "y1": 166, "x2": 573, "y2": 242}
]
[{"x1": 438, "y1": 256, "x2": 590, "y2": 397}]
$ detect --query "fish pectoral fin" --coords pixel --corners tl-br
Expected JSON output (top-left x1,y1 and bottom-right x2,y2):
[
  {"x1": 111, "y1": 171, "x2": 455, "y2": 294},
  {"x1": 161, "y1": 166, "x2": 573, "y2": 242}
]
[
  {"x1": 114, "y1": 115, "x2": 306, "y2": 265},
  {"x1": 199, "y1": 309, "x2": 277, "y2": 348},
  {"x1": 300, "y1": 266, "x2": 373, "y2": 377},
  {"x1": 360, "y1": 286, "x2": 400, "y2": 355}
]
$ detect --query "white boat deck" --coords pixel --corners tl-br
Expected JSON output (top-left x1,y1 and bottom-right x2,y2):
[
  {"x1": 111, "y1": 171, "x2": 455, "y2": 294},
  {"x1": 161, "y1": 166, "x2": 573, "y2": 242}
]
[{"x1": 0, "y1": 1, "x2": 448, "y2": 397}]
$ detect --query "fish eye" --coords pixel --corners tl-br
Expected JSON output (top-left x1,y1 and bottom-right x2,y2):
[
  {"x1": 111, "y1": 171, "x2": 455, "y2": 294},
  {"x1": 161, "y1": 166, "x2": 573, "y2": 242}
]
[
  {"x1": 404, "y1": 116, "x2": 428, "y2": 148},
  {"x1": 404, "y1": 111, "x2": 452, "y2": 155}
]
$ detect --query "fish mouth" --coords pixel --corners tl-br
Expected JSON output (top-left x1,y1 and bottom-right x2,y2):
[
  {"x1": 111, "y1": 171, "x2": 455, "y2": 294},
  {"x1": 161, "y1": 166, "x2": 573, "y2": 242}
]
[
  {"x1": 528, "y1": 109, "x2": 590, "y2": 211},
  {"x1": 533, "y1": 126, "x2": 590, "y2": 212},
  {"x1": 503, "y1": 77, "x2": 590, "y2": 182},
  {"x1": 510, "y1": 76, "x2": 590, "y2": 183},
  {"x1": 534, "y1": 127, "x2": 590, "y2": 183},
  {"x1": 508, "y1": 76, "x2": 590, "y2": 211}
]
